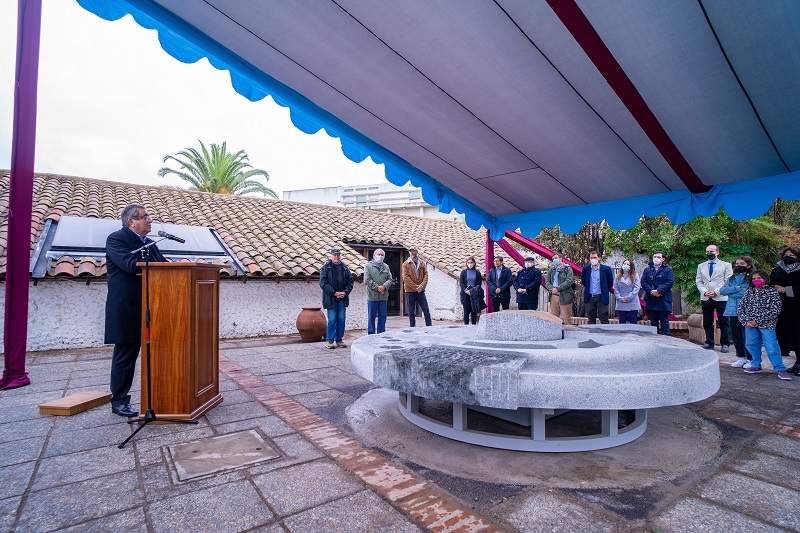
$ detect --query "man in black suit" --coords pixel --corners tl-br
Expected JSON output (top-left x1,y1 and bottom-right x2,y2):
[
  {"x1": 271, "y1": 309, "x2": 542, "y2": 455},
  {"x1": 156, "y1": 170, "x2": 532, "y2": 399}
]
[
  {"x1": 105, "y1": 204, "x2": 166, "y2": 417},
  {"x1": 487, "y1": 256, "x2": 513, "y2": 311}
]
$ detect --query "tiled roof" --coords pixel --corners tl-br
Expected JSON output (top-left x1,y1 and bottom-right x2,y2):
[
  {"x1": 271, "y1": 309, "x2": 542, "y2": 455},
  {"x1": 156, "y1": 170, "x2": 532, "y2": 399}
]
[{"x1": 1, "y1": 171, "x2": 491, "y2": 280}]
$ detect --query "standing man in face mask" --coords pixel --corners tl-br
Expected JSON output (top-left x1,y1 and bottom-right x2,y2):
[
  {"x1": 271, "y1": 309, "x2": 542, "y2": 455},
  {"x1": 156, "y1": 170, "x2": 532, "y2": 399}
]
[
  {"x1": 544, "y1": 252, "x2": 575, "y2": 324},
  {"x1": 364, "y1": 248, "x2": 394, "y2": 334},
  {"x1": 696, "y1": 244, "x2": 733, "y2": 351},
  {"x1": 487, "y1": 256, "x2": 514, "y2": 312},
  {"x1": 580, "y1": 251, "x2": 614, "y2": 323},
  {"x1": 402, "y1": 246, "x2": 432, "y2": 327},
  {"x1": 320, "y1": 248, "x2": 354, "y2": 349},
  {"x1": 514, "y1": 256, "x2": 543, "y2": 310},
  {"x1": 641, "y1": 251, "x2": 675, "y2": 335}
]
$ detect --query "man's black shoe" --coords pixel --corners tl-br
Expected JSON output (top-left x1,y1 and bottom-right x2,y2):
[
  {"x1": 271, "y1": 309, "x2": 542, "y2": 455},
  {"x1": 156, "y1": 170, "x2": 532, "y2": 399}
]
[{"x1": 112, "y1": 403, "x2": 138, "y2": 417}]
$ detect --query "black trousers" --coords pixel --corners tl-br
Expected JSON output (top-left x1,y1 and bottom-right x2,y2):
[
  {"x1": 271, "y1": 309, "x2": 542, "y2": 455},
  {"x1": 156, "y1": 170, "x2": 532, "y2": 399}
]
[
  {"x1": 728, "y1": 315, "x2": 751, "y2": 359},
  {"x1": 517, "y1": 302, "x2": 537, "y2": 310},
  {"x1": 585, "y1": 294, "x2": 609, "y2": 324},
  {"x1": 110, "y1": 342, "x2": 140, "y2": 407},
  {"x1": 702, "y1": 299, "x2": 730, "y2": 346},
  {"x1": 649, "y1": 310, "x2": 671, "y2": 335},
  {"x1": 463, "y1": 305, "x2": 478, "y2": 324},
  {"x1": 491, "y1": 296, "x2": 510, "y2": 311},
  {"x1": 406, "y1": 291, "x2": 432, "y2": 327}
]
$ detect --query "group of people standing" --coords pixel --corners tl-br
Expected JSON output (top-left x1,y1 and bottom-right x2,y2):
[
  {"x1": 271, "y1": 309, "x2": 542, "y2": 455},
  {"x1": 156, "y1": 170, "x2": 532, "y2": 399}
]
[
  {"x1": 470, "y1": 255, "x2": 548, "y2": 325},
  {"x1": 319, "y1": 246, "x2": 433, "y2": 348}
]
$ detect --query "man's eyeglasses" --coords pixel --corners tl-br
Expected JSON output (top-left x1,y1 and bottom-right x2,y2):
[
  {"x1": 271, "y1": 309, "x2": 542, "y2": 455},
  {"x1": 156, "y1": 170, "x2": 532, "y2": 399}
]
[{"x1": 133, "y1": 214, "x2": 152, "y2": 221}]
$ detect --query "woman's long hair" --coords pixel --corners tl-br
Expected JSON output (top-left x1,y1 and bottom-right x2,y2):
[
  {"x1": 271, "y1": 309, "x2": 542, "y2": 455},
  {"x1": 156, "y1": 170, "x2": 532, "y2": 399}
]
[
  {"x1": 616, "y1": 259, "x2": 636, "y2": 281},
  {"x1": 729, "y1": 255, "x2": 754, "y2": 282}
]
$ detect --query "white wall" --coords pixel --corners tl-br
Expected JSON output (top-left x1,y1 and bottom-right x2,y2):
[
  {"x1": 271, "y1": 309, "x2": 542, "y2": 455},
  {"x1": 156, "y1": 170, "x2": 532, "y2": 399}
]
[{"x1": 1, "y1": 273, "x2": 465, "y2": 352}]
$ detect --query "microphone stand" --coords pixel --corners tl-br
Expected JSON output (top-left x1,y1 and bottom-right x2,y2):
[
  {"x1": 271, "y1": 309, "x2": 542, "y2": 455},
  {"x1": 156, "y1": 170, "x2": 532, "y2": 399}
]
[{"x1": 119, "y1": 237, "x2": 197, "y2": 449}]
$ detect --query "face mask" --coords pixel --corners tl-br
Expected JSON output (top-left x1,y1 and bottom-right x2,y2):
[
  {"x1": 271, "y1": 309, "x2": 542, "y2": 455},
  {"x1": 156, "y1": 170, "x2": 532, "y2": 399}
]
[
  {"x1": 525, "y1": 262, "x2": 534, "y2": 268},
  {"x1": 374, "y1": 255, "x2": 384, "y2": 263},
  {"x1": 784, "y1": 255, "x2": 797, "y2": 265},
  {"x1": 706, "y1": 252, "x2": 716, "y2": 261},
  {"x1": 653, "y1": 257, "x2": 662, "y2": 265},
  {"x1": 734, "y1": 265, "x2": 748, "y2": 273},
  {"x1": 622, "y1": 264, "x2": 630, "y2": 272},
  {"x1": 467, "y1": 262, "x2": 475, "y2": 269},
  {"x1": 752, "y1": 279, "x2": 765, "y2": 288},
  {"x1": 590, "y1": 259, "x2": 599, "y2": 266},
  {"x1": 552, "y1": 259, "x2": 560, "y2": 266}
]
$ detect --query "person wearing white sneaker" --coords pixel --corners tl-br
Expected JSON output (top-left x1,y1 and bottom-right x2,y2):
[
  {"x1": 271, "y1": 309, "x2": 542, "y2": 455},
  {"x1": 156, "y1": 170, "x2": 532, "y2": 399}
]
[
  {"x1": 738, "y1": 270, "x2": 788, "y2": 380},
  {"x1": 720, "y1": 256, "x2": 755, "y2": 368}
]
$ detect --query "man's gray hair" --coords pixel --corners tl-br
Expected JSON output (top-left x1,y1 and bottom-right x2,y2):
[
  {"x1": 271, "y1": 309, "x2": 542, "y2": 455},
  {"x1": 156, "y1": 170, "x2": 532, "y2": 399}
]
[{"x1": 121, "y1": 204, "x2": 145, "y2": 228}]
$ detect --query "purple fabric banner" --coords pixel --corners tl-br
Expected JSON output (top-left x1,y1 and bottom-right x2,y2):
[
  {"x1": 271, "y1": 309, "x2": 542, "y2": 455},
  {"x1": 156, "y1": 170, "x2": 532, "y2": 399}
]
[{"x1": 2, "y1": 0, "x2": 41, "y2": 390}]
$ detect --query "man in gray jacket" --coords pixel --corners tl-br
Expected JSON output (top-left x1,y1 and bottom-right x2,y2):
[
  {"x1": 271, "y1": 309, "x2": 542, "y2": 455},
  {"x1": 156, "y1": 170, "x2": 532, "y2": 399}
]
[{"x1": 364, "y1": 248, "x2": 394, "y2": 334}]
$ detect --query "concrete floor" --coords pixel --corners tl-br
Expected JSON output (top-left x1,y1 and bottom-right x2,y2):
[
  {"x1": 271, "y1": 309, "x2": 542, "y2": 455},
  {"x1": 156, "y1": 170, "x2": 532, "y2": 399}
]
[{"x1": 1, "y1": 315, "x2": 799, "y2": 532}]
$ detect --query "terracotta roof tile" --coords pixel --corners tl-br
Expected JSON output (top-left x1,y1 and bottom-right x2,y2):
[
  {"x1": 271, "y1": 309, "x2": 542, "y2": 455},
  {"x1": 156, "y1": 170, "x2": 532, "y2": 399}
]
[{"x1": 1, "y1": 170, "x2": 504, "y2": 280}]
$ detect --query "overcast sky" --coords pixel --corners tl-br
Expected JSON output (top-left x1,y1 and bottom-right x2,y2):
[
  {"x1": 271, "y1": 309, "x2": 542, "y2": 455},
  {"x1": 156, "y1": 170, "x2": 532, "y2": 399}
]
[{"x1": 0, "y1": 0, "x2": 387, "y2": 196}]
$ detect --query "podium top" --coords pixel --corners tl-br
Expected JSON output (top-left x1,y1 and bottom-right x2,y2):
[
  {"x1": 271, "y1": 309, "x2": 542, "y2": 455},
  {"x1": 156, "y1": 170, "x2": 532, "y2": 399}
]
[{"x1": 135, "y1": 262, "x2": 226, "y2": 269}]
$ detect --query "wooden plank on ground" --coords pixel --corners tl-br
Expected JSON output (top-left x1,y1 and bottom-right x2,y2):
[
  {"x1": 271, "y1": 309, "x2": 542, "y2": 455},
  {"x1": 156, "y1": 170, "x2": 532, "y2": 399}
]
[{"x1": 39, "y1": 391, "x2": 111, "y2": 416}]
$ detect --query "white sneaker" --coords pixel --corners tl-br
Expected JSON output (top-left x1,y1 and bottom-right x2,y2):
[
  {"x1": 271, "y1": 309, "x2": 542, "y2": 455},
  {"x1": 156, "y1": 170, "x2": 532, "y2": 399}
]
[
  {"x1": 743, "y1": 361, "x2": 754, "y2": 369},
  {"x1": 731, "y1": 357, "x2": 746, "y2": 368}
]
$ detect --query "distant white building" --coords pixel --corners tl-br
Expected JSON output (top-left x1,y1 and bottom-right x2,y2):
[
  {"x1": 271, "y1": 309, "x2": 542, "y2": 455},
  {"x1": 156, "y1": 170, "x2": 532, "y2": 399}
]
[{"x1": 283, "y1": 182, "x2": 462, "y2": 221}]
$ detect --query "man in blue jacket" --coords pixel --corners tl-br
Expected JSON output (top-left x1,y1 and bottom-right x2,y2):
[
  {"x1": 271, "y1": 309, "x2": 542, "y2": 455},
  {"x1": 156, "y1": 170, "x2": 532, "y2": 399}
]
[
  {"x1": 514, "y1": 256, "x2": 542, "y2": 310},
  {"x1": 319, "y1": 248, "x2": 354, "y2": 348},
  {"x1": 640, "y1": 251, "x2": 675, "y2": 335},
  {"x1": 581, "y1": 250, "x2": 614, "y2": 324},
  {"x1": 487, "y1": 256, "x2": 514, "y2": 311}
]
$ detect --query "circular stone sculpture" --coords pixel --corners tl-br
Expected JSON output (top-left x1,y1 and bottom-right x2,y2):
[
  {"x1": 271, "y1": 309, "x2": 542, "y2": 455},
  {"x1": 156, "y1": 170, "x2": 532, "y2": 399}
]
[{"x1": 350, "y1": 310, "x2": 720, "y2": 452}]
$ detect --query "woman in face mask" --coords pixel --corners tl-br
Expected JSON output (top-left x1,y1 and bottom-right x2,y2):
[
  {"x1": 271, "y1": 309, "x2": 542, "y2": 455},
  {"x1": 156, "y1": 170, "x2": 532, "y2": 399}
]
[
  {"x1": 770, "y1": 246, "x2": 800, "y2": 374},
  {"x1": 459, "y1": 256, "x2": 485, "y2": 324},
  {"x1": 720, "y1": 256, "x2": 754, "y2": 368},
  {"x1": 613, "y1": 259, "x2": 641, "y2": 324}
]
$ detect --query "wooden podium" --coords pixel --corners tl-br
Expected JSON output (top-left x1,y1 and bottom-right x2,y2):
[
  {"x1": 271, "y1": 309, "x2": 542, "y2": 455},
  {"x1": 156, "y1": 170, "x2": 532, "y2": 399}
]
[{"x1": 139, "y1": 262, "x2": 224, "y2": 420}]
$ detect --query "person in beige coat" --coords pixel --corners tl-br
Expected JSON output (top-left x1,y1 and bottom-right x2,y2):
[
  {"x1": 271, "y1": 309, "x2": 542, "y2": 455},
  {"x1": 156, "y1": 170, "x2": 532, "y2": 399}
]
[
  {"x1": 401, "y1": 246, "x2": 432, "y2": 327},
  {"x1": 696, "y1": 244, "x2": 733, "y2": 352}
]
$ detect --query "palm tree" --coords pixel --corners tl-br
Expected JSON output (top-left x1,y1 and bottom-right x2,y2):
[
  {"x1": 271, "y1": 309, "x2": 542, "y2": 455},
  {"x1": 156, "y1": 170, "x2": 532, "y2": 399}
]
[{"x1": 158, "y1": 140, "x2": 277, "y2": 198}]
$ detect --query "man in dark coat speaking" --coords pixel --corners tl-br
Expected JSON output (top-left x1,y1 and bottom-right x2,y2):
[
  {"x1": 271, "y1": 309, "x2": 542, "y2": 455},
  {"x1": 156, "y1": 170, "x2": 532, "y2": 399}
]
[{"x1": 105, "y1": 204, "x2": 166, "y2": 417}]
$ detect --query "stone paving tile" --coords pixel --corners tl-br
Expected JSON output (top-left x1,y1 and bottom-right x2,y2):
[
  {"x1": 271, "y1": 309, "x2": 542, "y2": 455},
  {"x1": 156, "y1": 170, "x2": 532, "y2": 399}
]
[
  {"x1": 16, "y1": 471, "x2": 143, "y2": 532},
  {"x1": 216, "y1": 388, "x2": 257, "y2": 405},
  {"x1": 25, "y1": 363, "x2": 77, "y2": 383},
  {"x1": 702, "y1": 397, "x2": 784, "y2": 422},
  {"x1": 282, "y1": 358, "x2": 341, "y2": 371},
  {"x1": 31, "y1": 445, "x2": 136, "y2": 491},
  {"x1": 697, "y1": 472, "x2": 800, "y2": 530},
  {"x1": 49, "y1": 405, "x2": 124, "y2": 431},
  {"x1": 0, "y1": 417, "x2": 54, "y2": 444},
  {"x1": 203, "y1": 400, "x2": 273, "y2": 426},
  {"x1": 66, "y1": 374, "x2": 110, "y2": 388},
  {"x1": 0, "y1": 402, "x2": 50, "y2": 424},
  {"x1": 779, "y1": 410, "x2": 800, "y2": 427},
  {"x1": 0, "y1": 462, "x2": 36, "y2": 500},
  {"x1": 1, "y1": 436, "x2": 46, "y2": 467},
  {"x1": 135, "y1": 427, "x2": 217, "y2": 466},
  {"x1": 56, "y1": 508, "x2": 149, "y2": 533},
  {"x1": 0, "y1": 390, "x2": 64, "y2": 408},
  {"x1": 249, "y1": 433, "x2": 325, "y2": 475},
  {"x1": 0, "y1": 495, "x2": 22, "y2": 532},
  {"x1": 730, "y1": 449, "x2": 800, "y2": 491},
  {"x1": 499, "y1": 491, "x2": 631, "y2": 533},
  {"x1": 293, "y1": 389, "x2": 345, "y2": 409},
  {"x1": 140, "y1": 459, "x2": 246, "y2": 503},
  {"x1": 258, "y1": 371, "x2": 311, "y2": 386},
  {"x1": 753, "y1": 433, "x2": 800, "y2": 458},
  {"x1": 219, "y1": 378, "x2": 240, "y2": 392},
  {"x1": 283, "y1": 490, "x2": 422, "y2": 533},
  {"x1": 248, "y1": 522, "x2": 286, "y2": 533},
  {"x1": 213, "y1": 415, "x2": 295, "y2": 438},
  {"x1": 273, "y1": 379, "x2": 332, "y2": 396},
  {"x1": 147, "y1": 480, "x2": 274, "y2": 533},
  {"x1": 46, "y1": 424, "x2": 137, "y2": 457},
  {"x1": 248, "y1": 361, "x2": 297, "y2": 376},
  {"x1": 300, "y1": 367, "x2": 372, "y2": 389},
  {"x1": 652, "y1": 497, "x2": 782, "y2": 532},
  {"x1": 0, "y1": 380, "x2": 65, "y2": 397},
  {"x1": 253, "y1": 459, "x2": 363, "y2": 516}
]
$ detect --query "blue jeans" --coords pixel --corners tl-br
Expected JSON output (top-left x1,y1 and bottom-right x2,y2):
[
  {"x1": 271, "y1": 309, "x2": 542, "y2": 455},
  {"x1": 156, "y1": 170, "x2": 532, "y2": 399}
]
[
  {"x1": 618, "y1": 310, "x2": 639, "y2": 324},
  {"x1": 745, "y1": 326, "x2": 786, "y2": 371},
  {"x1": 326, "y1": 300, "x2": 346, "y2": 343},
  {"x1": 367, "y1": 300, "x2": 387, "y2": 334}
]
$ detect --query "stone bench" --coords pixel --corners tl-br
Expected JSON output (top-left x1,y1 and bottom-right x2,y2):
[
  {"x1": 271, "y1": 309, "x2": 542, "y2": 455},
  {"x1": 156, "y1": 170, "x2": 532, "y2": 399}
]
[{"x1": 351, "y1": 310, "x2": 719, "y2": 452}]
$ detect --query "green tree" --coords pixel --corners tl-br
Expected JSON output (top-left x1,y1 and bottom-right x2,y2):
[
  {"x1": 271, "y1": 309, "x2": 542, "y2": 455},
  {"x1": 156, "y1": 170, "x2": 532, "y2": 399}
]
[
  {"x1": 158, "y1": 140, "x2": 277, "y2": 198},
  {"x1": 604, "y1": 210, "x2": 795, "y2": 311}
]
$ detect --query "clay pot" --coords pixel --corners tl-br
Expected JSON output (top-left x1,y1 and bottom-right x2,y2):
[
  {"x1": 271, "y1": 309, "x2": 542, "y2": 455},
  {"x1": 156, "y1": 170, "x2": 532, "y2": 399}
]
[{"x1": 296, "y1": 306, "x2": 326, "y2": 342}]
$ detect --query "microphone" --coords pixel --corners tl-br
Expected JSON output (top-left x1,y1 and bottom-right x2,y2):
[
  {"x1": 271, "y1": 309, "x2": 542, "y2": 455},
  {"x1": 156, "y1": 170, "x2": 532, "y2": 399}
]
[{"x1": 158, "y1": 230, "x2": 186, "y2": 244}]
